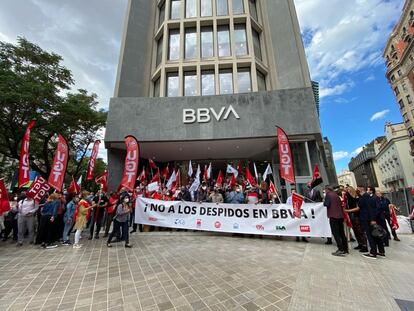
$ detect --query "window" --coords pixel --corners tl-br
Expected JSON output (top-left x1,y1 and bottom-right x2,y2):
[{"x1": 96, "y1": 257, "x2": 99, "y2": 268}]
[
  {"x1": 252, "y1": 29, "x2": 262, "y2": 60},
  {"x1": 291, "y1": 142, "x2": 311, "y2": 176},
  {"x1": 200, "y1": 0, "x2": 212, "y2": 16},
  {"x1": 201, "y1": 26, "x2": 214, "y2": 58},
  {"x1": 156, "y1": 36, "x2": 163, "y2": 67},
  {"x1": 185, "y1": 28, "x2": 197, "y2": 59},
  {"x1": 170, "y1": 0, "x2": 181, "y2": 19},
  {"x1": 391, "y1": 75, "x2": 395, "y2": 82},
  {"x1": 186, "y1": 0, "x2": 197, "y2": 18},
  {"x1": 238, "y1": 68, "x2": 251, "y2": 93},
  {"x1": 153, "y1": 78, "x2": 160, "y2": 97},
  {"x1": 249, "y1": 0, "x2": 258, "y2": 21},
  {"x1": 166, "y1": 73, "x2": 179, "y2": 97},
  {"x1": 232, "y1": 0, "x2": 244, "y2": 14},
  {"x1": 216, "y1": 0, "x2": 228, "y2": 16},
  {"x1": 257, "y1": 71, "x2": 266, "y2": 91},
  {"x1": 219, "y1": 70, "x2": 233, "y2": 94},
  {"x1": 407, "y1": 95, "x2": 412, "y2": 104},
  {"x1": 217, "y1": 25, "x2": 231, "y2": 57},
  {"x1": 184, "y1": 72, "x2": 198, "y2": 96},
  {"x1": 168, "y1": 29, "x2": 180, "y2": 60},
  {"x1": 394, "y1": 86, "x2": 400, "y2": 96},
  {"x1": 201, "y1": 70, "x2": 215, "y2": 95},
  {"x1": 409, "y1": 128, "x2": 414, "y2": 137},
  {"x1": 398, "y1": 69, "x2": 402, "y2": 76},
  {"x1": 159, "y1": 2, "x2": 165, "y2": 27},
  {"x1": 234, "y1": 24, "x2": 248, "y2": 56},
  {"x1": 404, "y1": 113, "x2": 409, "y2": 123},
  {"x1": 402, "y1": 83, "x2": 407, "y2": 91},
  {"x1": 399, "y1": 99, "x2": 405, "y2": 109}
]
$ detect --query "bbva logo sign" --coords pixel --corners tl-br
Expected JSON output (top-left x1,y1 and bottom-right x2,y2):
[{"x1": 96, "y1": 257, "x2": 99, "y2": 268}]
[{"x1": 183, "y1": 105, "x2": 240, "y2": 124}]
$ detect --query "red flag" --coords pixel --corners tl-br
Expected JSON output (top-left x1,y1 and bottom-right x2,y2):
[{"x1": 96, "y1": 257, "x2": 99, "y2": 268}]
[
  {"x1": 150, "y1": 170, "x2": 161, "y2": 184},
  {"x1": 310, "y1": 165, "x2": 323, "y2": 188},
  {"x1": 341, "y1": 194, "x2": 352, "y2": 228},
  {"x1": 95, "y1": 170, "x2": 108, "y2": 192},
  {"x1": 137, "y1": 166, "x2": 146, "y2": 183},
  {"x1": 67, "y1": 176, "x2": 81, "y2": 194},
  {"x1": 292, "y1": 192, "x2": 303, "y2": 218},
  {"x1": 216, "y1": 170, "x2": 224, "y2": 187},
  {"x1": 0, "y1": 179, "x2": 11, "y2": 214},
  {"x1": 269, "y1": 180, "x2": 278, "y2": 195},
  {"x1": 27, "y1": 176, "x2": 51, "y2": 203},
  {"x1": 203, "y1": 165, "x2": 208, "y2": 181},
  {"x1": 48, "y1": 134, "x2": 69, "y2": 192},
  {"x1": 149, "y1": 159, "x2": 158, "y2": 169},
  {"x1": 237, "y1": 162, "x2": 242, "y2": 175},
  {"x1": 172, "y1": 169, "x2": 180, "y2": 192},
  {"x1": 18, "y1": 120, "x2": 36, "y2": 188},
  {"x1": 161, "y1": 165, "x2": 170, "y2": 180},
  {"x1": 390, "y1": 207, "x2": 399, "y2": 230},
  {"x1": 230, "y1": 175, "x2": 236, "y2": 188},
  {"x1": 120, "y1": 136, "x2": 140, "y2": 191},
  {"x1": 86, "y1": 140, "x2": 101, "y2": 181},
  {"x1": 245, "y1": 167, "x2": 257, "y2": 187},
  {"x1": 277, "y1": 127, "x2": 295, "y2": 184}
]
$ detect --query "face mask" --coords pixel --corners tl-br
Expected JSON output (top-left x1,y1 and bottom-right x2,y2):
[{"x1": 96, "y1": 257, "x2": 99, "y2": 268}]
[
  {"x1": 236, "y1": 189, "x2": 241, "y2": 193},
  {"x1": 202, "y1": 186, "x2": 207, "y2": 190}
]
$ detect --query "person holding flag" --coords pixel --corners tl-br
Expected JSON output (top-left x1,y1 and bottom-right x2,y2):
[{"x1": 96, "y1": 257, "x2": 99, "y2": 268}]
[
  {"x1": 88, "y1": 188, "x2": 109, "y2": 240},
  {"x1": 73, "y1": 191, "x2": 96, "y2": 249},
  {"x1": 62, "y1": 194, "x2": 79, "y2": 245}
]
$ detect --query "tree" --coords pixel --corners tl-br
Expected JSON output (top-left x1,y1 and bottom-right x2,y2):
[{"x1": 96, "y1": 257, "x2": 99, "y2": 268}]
[{"x1": 0, "y1": 37, "x2": 107, "y2": 182}]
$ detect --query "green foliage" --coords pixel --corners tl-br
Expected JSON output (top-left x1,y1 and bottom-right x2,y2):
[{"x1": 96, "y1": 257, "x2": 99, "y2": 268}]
[{"x1": 0, "y1": 37, "x2": 107, "y2": 181}]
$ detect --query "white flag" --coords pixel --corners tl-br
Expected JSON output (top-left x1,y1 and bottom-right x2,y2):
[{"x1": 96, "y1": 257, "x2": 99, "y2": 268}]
[
  {"x1": 166, "y1": 170, "x2": 177, "y2": 190},
  {"x1": 263, "y1": 164, "x2": 272, "y2": 181},
  {"x1": 189, "y1": 165, "x2": 201, "y2": 192},
  {"x1": 226, "y1": 164, "x2": 238, "y2": 178},
  {"x1": 253, "y1": 162, "x2": 259, "y2": 180},
  {"x1": 207, "y1": 163, "x2": 212, "y2": 179},
  {"x1": 188, "y1": 160, "x2": 193, "y2": 177},
  {"x1": 77, "y1": 175, "x2": 82, "y2": 186},
  {"x1": 147, "y1": 181, "x2": 160, "y2": 192}
]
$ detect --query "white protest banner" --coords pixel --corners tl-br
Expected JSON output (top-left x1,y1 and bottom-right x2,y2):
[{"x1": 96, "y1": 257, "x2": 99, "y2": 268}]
[{"x1": 136, "y1": 198, "x2": 331, "y2": 237}]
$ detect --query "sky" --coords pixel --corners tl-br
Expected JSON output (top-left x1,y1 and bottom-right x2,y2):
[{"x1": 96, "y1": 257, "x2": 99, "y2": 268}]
[{"x1": 0, "y1": 0, "x2": 405, "y2": 172}]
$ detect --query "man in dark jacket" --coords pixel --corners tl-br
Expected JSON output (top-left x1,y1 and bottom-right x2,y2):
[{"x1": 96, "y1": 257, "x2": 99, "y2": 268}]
[
  {"x1": 324, "y1": 186, "x2": 348, "y2": 256},
  {"x1": 358, "y1": 186, "x2": 385, "y2": 259}
]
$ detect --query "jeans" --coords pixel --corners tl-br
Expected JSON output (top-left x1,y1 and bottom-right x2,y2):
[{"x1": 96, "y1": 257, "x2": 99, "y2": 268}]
[
  {"x1": 17, "y1": 214, "x2": 35, "y2": 244},
  {"x1": 108, "y1": 220, "x2": 129, "y2": 245},
  {"x1": 62, "y1": 219, "x2": 73, "y2": 242},
  {"x1": 104, "y1": 213, "x2": 115, "y2": 236},
  {"x1": 329, "y1": 218, "x2": 348, "y2": 252}
]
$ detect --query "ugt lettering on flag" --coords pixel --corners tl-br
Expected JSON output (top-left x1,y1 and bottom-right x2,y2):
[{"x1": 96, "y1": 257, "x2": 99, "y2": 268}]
[
  {"x1": 48, "y1": 134, "x2": 69, "y2": 192},
  {"x1": 18, "y1": 120, "x2": 36, "y2": 188},
  {"x1": 120, "y1": 136, "x2": 139, "y2": 190}
]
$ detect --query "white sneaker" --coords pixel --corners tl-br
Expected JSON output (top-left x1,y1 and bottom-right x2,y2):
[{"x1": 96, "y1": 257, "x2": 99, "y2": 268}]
[{"x1": 73, "y1": 244, "x2": 82, "y2": 249}]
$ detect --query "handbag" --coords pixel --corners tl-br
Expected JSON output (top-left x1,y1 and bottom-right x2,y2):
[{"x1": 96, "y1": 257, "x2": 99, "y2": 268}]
[{"x1": 371, "y1": 224, "x2": 387, "y2": 240}]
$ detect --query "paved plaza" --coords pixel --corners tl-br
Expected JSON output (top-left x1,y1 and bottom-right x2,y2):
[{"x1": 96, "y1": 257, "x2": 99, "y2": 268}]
[{"x1": 0, "y1": 232, "x2": 413, "y2": 311}]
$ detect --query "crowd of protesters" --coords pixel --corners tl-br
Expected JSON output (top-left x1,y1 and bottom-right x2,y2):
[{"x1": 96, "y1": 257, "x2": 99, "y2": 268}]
[{"x1": 0, "y1": 174, "x2": 411, "y2": 256}]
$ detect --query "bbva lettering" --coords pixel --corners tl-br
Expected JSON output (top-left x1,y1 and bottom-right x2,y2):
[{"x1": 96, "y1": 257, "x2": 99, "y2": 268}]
[{"x1": 183, "y1": 105, "x2": 240, "y2": 124}]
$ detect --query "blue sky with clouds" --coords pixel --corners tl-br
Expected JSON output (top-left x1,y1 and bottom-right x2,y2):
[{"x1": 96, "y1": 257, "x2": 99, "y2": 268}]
[{"x1": 0, "y1": 0, "x2": 406, "y2": 169}]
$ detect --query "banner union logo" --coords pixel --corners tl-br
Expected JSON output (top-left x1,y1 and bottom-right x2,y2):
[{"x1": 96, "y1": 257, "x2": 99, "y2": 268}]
[
  {"x1": 256, "y1": 225, "x2": 265, "y2": 231},
  {"x1": 233, "y1": 223, "x2": 240, "y2": 229},
  {"x1": 196, "y1": 219, "x2": 202, "y2": 228},
  {"x1": 148, "y1": 217, "x2": 157, "y2": 222},
  {"x1": 214, "y1": 221, "x2": 221, "y2": 229},
  {"x1": 300, "y1": 225, "x2": 311, "y2": 233},
  {"x1": 275, "y1": 226, "x2": 286, "y2": 231}
]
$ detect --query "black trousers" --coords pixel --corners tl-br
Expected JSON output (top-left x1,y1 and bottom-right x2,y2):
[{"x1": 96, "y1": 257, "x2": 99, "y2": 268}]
[
  {"x1": 39, "y1": 215, "x2": 55, "y2": 244},
  {"x1": 108, "y1": 220, "x2": 129, "y2": 245},
  {"x1": 3, "y1": 218, "x2": 18, "y2": 240},
  {"x1": 329, "y1": 218, "x2": 348, "y2": 252},
  {"x1": 90, "y1": 209, "x2": 105, "y2": 237},
  {"x1": 362, "y1": 221, "x2": 385, "y2": 255}
]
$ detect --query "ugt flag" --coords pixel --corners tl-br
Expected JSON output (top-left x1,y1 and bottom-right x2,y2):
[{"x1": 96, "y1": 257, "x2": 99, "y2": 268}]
[
  {"x1": 120, "y1": 136, "x2": 139, "y2": 191},
  {"x1": 277, "y1": 127, "x2": 295, "y2": 184},
  {"x1": 86, "y1": 140, "x2": 101, "y2": 181},
  {"x1": 18, "y1": 120, "x2": 36, "y2": 188},
  {"x1": 48, "y1": 134, "x2": 69, "y2": 192}
]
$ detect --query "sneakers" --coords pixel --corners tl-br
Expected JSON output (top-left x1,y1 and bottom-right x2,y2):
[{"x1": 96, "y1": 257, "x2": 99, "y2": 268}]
[
  {"x1": 106, "y1": 243, "x2": 112, "y2": 248},
  {"x1": 362, "y1": 253, "x2": 377, "y2": 259},
  {"x1": 16, "y1": 242, "x2": 23, "y2": 247},
  {"x1": 88, "y1": 236, "x2": 93, "y2": 240},
  {"x1": 94, "y1": 235, "x2": 99, "y2": 239},
  {"x1": 46, "y1": 244, "x2": 58, "y2": 249},
  {"x1": 378, "y1": 253, "x2": 386, "y2": 258},
  {"x1": 125, "y1": 243, "x2": 133, "y2": 248},
  {"x1": 331, "y1": 250, "x2": 346, "y2": 256},
  {"x1": 73, "y1": 244, "x2": 82, "y2": 249},
  {"x1": 359, "y1": 247, "x2": 369, "y2": 253},
  {"x1": 354, "y1": 245, "x2": 361, "y2": 250},
  {"x1": 394, "y1": 237, "x2": 401, "y2": 241},
  {"x1": 40, "y1": 243, "x2": 46, "y2": 249},
  {"x1": 62, "y1": 241, "x2": 72, "y2": 246}
]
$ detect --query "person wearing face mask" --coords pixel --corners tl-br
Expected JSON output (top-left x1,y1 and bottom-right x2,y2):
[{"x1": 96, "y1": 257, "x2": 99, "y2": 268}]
[
  {"x1": 196, "y1": 183, "x2": 209, "y2": 203},
  {"x1": 16, "y1": 191, "x2": 38, "y2": 246},
  {"x1": 73, "y1": 191, "x2": 96, "y2": 249},
  {"x1": 62, "y1": 195, "x2": 79, "y2": 245},
  {"x1": 209, "y1": 187, "x2": 223, "y2": 203},
  {"x1": 226, "y1": 185, "x2": 245, "y2": 204},
  {"x1": 107, "y1": 193, "x2": 132, "y2": 248},
  {"x1": 88, "y1": 189, "x2": 109, "y2": 240}
]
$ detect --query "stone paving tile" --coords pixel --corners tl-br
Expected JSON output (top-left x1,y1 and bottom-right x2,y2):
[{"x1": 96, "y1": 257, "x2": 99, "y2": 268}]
[{"x1": 0, "y1": 232, "x2": 413, "y2": 310}]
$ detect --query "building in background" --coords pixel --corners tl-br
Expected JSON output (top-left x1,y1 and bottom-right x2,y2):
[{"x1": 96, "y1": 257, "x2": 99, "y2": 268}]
[
  {"x1": 337, "y1": 170, "x2": 357, "y2": 188},
  {"x1": 384, "y1": 0, "x2": 414, "y2": 154},
  {"x1": 105, "y1": 0, "x2": 331, "y2": 198},
  {"x1": 311, "y1": 81, "x2": 320, "y2": 117},
  {"x1": 375, "y1": 122, "x2": 414, "y2": 191},
  {"x1": 323, "y1": 137, "x2": 338, "y2": 186},
  {"x1": 348, "y1": 137, "x2": 385, "y2": 189}
]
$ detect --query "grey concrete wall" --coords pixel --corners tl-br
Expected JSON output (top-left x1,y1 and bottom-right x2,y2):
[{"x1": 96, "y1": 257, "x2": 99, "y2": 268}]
[
  {"x1": 263, "y1": 0, "x2": 312, "y2": 90},
  {"x1": 114, "y1": 0, "x2": 155, "y2": 97},
  {"x1": 105, "y1": 88, "x2": 321, "y2": 143}
]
